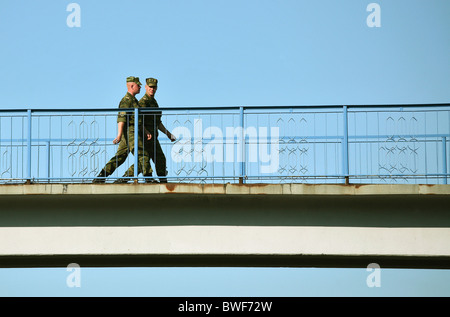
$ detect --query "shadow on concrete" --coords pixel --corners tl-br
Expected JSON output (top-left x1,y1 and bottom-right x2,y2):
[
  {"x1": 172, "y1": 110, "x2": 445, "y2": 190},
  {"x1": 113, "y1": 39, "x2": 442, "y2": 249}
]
[{"x1": 1, "y1": 194, "x2": 449, "y2": 228}]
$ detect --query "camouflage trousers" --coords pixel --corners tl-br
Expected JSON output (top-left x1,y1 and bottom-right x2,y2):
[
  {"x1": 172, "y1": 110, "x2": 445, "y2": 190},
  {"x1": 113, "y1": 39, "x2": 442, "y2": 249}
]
[
  {"x1": 128, "y1": 138, "x2": 167, "y2": 181},
  {"x1": 101, "y1": 128, "x2": 153, "y2": 177}
]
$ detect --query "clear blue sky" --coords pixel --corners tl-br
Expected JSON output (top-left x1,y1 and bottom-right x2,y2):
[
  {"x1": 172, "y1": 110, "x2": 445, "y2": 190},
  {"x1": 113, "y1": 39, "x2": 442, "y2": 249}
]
[
  {"x1": 0, "y1": 0, "x2": 449, "y2": 109},
  {"x1": 0, "y1": 0, "x2": 449, "y2": 297}
]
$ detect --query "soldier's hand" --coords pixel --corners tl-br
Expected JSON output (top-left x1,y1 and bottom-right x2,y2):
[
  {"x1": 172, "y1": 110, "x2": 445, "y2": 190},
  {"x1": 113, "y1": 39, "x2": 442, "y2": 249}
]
[
  {"x1": 168, "y1": 132, "x2": 176, "y2": 142},
  {"x1": 146, "y1": 132, "x2": 152, "y2": 140},
  {"x1": 113, "y1": 134, "x2": 121, "y2": 144}
]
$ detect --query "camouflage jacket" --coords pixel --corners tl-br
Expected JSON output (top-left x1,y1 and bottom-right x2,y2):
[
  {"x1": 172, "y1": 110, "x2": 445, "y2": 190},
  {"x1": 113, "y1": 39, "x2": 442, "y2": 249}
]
[
  {"x1": 117, "y1": 92, "x2": 141, "y2": 128},
  {"x1": 139, "y1": 93, "x2": 162, "y2": 137}
]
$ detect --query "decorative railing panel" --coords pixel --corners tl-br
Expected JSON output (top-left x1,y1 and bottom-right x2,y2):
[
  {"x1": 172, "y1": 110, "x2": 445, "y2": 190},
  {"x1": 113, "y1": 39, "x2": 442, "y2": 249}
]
[{"x1": 0, "y1": 105, "x2": 448, "y2": 184}]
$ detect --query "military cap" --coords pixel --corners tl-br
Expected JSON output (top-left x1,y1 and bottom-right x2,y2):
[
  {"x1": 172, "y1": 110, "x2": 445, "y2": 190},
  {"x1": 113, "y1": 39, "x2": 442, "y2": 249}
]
[
  {"x1": 126, "y1": 76, "x2": 142, "y2": 86},
  {"x1": 146, "y1": 78, "x2": 158, "y2": 87}
]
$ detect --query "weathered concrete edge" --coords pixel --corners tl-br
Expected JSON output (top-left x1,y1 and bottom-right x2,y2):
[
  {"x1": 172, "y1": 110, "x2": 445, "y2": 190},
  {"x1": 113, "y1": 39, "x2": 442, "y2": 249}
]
[{"x1": 0, "y1": 183, "x2": 449, "y2": 195}]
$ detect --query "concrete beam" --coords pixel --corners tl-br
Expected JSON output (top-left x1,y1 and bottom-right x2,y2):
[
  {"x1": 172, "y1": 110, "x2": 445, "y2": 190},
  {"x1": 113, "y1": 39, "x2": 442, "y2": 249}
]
[
  {"x1": 0, "y1": 183, "x2": 449, "y2": 269},
  {"x1": 0, "y1": 182, "x2": 449, "y2": 196}
]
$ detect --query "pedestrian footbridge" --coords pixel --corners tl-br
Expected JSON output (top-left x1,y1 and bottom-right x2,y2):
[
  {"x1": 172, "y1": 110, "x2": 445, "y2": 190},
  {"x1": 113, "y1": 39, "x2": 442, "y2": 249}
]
[
  {"x1": 1, "y1": 183, "x2": 449, "y2": 269},
  {"x1": 1, "y1": 104, "x2": 449, "y2": 268}
]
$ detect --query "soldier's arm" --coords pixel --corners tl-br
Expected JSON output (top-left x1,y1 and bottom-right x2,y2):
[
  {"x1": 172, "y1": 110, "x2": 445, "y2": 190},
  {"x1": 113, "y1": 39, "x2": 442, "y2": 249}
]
[
  {"x1": 137, "y1": 98, "x2": 150, "y2": 139},
  {"x1": 144, "y1": 127, "x2": 152, "y2": 141},
  {"x1": 158, "y1": 122, "x2": 176, "y2": 142},
  {"x1": 113, "y1": 122, "x2": 125, "y2": 144},
  {"x1": 117, "y1": 97, "x2": 130, "y2": 124}
]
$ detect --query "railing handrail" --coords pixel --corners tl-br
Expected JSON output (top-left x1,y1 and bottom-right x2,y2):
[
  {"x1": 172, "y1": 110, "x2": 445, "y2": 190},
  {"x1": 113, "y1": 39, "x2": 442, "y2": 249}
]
[
  {"x1": 0, "y1": 103, "x2": 449, "y2": 113},
  {"x1": 0, "y1": 103, "x2": 449, "y2": 185}
]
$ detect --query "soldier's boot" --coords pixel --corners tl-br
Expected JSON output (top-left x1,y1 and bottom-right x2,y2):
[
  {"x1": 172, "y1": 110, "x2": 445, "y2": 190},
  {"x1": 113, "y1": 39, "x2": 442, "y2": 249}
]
[
  {"x1": 92, "y1": 169, "x2": 108, "y2": 184},
  {"x1": 113, "y1": 177, "x2": 129, "y2": 184},
  {"x1": 114, "y1": 171, "x2": 131, "y2": 184},
  {"x1": 158, "y1": 169, "x2": 168, "y2": 183},
  {"x1": 144, "y1": 174, "x2": 158, "y2": 184}
]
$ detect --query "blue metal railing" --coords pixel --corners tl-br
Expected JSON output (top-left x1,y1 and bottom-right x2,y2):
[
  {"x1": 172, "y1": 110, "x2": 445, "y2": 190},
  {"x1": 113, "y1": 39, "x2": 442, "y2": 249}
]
[{"x1": 0, "y1": 104, "x2": 449, "y2": 184}]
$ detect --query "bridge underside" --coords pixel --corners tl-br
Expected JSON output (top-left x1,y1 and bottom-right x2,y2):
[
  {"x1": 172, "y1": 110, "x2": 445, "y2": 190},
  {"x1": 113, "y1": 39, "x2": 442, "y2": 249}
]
[
  {"x1": 2, "y1": 254, "x2": 450, "y2": 269},
  {"x1": 1, "y1": 183, "x2": 449, "y2": 269}
]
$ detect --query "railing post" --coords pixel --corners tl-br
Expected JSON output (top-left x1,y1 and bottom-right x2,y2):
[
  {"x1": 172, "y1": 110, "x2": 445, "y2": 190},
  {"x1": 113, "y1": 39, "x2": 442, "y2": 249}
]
[
  {"x1": 46, "y1": 141, "x2": 51, "y2": 183},
  {"x1": 342, "y1": 105, "x2": 349, "y2": 185},
  {"x1": 134, "y1": 108, "x2": 139, "y2": 183},
  {"x1": 26, "y1": 109, "x2": 32, "y2": 184},
  {"x1": 239, "y1": 106, "x2": 245, "y2": 184},
  {"x1": 443, "y1": 136, "x2": 448, "y2": 185}
]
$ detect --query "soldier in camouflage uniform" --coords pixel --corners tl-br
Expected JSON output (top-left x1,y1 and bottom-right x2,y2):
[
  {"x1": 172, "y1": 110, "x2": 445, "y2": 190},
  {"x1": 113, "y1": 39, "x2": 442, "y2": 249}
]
[
  {"x1": 93, "y1": 76, "x2": 152, "y2": 183},
  {"x1": 127, "y1": 77, "x2": 176, "y2": 183}
]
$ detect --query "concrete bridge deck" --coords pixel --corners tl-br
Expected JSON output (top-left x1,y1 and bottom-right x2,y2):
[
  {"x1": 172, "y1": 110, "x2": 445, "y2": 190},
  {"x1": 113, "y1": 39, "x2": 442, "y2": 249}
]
[
  {"x1": 1, "y1": 183, "x2": 449, "y2": 269},
  {"x1": 2, "y1": 182, "x2": 450, "y2": 195}
]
